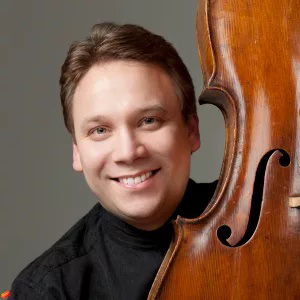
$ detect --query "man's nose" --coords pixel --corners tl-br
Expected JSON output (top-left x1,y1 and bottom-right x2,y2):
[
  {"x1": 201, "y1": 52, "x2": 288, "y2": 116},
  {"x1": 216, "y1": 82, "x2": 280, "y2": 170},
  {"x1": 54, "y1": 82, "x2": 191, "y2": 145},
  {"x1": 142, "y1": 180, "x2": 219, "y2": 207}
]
[{"x1": 112, "y1": 128, "x2": 147, "y2": 164}]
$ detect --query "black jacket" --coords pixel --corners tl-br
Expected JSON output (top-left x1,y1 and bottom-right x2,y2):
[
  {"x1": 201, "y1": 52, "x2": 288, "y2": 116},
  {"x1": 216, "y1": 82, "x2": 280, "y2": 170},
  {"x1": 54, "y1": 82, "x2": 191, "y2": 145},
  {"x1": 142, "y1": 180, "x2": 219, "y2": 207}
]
[{"x1": 10, "y1": 179, "x2": 217, "y2": 300}]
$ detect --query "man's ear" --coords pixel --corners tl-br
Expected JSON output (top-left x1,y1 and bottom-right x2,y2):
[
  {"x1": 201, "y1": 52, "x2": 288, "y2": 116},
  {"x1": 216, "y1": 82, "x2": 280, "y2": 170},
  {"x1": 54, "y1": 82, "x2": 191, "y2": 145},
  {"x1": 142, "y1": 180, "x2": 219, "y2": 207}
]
[
  {"x1": 187, "y1": 114, "x2": 201, "y2": 153},
  {"x1": 72, "y1": 143, "x2": 83, "y2": 172}
]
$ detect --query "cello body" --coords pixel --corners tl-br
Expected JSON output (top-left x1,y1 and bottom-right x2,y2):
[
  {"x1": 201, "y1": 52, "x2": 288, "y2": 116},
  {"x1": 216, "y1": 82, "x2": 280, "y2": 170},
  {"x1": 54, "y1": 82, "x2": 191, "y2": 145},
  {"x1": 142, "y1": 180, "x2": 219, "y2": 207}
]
[{"x1": 148, "y1": 0, "x2": 300, "y2": 299}]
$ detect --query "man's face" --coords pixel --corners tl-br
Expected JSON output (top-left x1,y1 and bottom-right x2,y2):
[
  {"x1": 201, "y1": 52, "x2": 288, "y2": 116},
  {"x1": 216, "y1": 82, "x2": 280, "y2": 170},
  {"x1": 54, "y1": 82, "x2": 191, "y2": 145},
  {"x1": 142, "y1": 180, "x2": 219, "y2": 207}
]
[{"x1": 72, "y1": 60, "x2": 200, "y2": 230}]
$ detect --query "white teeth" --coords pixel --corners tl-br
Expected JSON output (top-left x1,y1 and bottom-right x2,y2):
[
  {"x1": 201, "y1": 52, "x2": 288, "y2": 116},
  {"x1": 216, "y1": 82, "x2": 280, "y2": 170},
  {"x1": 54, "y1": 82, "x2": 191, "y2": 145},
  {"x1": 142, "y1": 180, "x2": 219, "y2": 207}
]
[
  {"x1": 119, "y1": 171, "x2": 154, "y2": 185},
  {"x1": 134, "y1": 177, "x2": 141, "y2": 184},
  {"x1": 127, "y1": 178, "x2": 134, "y2": 185}
]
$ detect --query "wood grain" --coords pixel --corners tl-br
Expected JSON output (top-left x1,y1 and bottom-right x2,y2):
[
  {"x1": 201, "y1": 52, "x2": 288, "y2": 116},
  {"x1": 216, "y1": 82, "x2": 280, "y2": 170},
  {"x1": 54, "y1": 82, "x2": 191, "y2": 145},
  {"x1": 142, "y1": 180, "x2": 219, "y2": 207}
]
[{"x1": 148, "y1": 0, "x2": 300, "y2": 298}]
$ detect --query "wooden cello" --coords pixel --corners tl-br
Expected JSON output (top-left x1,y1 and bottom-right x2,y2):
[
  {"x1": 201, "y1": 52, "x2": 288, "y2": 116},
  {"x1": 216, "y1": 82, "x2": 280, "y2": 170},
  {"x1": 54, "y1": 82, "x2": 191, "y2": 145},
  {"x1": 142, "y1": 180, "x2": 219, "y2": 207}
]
[{"x1": 148, "y1": 0, "x2": 300, "y2": 299}]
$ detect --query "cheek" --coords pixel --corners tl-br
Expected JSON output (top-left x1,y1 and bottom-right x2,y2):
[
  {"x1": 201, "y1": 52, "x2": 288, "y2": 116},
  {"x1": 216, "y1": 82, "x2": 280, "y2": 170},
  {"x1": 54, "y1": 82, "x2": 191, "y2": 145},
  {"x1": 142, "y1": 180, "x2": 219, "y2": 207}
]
[
  {"x1": 145, "y1": 126, "x2": 190, "y2": 159},
  {"x1": 78, "y1": 142, "x2": 109, "y2": 174}
]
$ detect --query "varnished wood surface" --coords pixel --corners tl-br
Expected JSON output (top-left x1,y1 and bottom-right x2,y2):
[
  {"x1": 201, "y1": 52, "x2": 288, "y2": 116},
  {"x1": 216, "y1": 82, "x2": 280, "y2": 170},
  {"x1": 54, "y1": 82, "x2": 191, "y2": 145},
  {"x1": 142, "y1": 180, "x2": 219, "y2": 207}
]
[{"x1": 148, "y1": 0, "x2": 300, "y2": 299}]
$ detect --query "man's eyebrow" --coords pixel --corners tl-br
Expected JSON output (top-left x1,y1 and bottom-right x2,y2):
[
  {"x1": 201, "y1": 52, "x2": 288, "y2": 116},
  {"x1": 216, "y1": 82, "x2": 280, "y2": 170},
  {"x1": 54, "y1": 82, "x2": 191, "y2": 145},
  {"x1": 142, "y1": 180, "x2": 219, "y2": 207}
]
[
  {"x1": 80, "y1": 115, "x2": 109, "y2": 131},
  {"x1": 80, "y1": 105, "x2": 168, "y2": 131},
  {"x1": 137, "y1": 104, "x2": 168, "y2": 114}
]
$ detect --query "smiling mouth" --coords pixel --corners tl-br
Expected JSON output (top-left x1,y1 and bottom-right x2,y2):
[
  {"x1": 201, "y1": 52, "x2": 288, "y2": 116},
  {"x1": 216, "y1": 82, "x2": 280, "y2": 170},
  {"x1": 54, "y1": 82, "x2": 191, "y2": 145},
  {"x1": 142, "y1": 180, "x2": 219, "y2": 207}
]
[{"x1": 111, "y1": 168, "x2": 161, "y2": 185}]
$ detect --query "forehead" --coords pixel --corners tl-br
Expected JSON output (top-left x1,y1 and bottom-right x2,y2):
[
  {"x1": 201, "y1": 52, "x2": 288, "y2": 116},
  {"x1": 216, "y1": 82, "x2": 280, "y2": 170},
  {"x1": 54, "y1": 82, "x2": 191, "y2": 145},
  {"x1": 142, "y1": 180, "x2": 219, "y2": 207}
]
[{"x1": 72, "y1": 60, "x2": 181, "y2": 120}]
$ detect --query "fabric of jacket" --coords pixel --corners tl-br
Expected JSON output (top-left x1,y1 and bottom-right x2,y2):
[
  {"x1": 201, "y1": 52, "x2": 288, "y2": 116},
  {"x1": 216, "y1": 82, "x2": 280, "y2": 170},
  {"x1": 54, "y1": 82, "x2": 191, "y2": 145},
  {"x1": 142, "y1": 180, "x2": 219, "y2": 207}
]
[{"x1": 9, "y1": 179, "x2": 217, "y2": 300}]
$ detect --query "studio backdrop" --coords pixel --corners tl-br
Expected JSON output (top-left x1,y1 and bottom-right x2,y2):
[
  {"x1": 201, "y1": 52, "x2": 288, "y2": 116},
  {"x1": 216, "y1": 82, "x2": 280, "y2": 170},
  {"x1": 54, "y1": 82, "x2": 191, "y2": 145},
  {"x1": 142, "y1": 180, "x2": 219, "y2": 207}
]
[{"x1": 1, "y1": 0, "x2": 224, "y2": 292}]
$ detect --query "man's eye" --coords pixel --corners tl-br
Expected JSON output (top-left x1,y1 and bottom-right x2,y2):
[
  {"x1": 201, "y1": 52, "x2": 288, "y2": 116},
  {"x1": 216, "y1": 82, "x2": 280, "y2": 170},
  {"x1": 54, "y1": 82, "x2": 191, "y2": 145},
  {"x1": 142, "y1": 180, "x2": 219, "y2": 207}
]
[
  {"x1": 143, "y1": 117, "x2": 156, "y2": 125},
  {"x1": 92, "y1": 127, "x2": 107, "y2": 135}
]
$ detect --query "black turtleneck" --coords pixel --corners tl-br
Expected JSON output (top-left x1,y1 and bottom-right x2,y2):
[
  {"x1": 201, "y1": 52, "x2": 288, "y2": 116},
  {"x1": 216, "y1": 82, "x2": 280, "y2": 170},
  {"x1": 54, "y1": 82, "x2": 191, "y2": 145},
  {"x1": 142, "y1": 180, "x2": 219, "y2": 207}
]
[{"x1": 10, "y1": 179, "x2": 217, "y2": 300}]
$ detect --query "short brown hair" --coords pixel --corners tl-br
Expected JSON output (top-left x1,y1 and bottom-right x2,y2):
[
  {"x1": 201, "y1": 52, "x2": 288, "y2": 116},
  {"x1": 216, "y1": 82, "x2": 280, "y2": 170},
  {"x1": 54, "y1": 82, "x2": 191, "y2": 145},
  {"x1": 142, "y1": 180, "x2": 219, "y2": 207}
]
[{"x1": 60, "y1": 22, "x2": 196, "y2": 136}]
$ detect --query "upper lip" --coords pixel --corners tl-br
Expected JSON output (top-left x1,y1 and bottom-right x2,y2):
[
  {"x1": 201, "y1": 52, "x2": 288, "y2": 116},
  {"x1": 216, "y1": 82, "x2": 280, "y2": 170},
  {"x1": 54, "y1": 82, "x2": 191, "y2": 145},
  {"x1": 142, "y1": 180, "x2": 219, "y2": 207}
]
[{"x1": 111, "y1": 168, "x2": 160, "y2": 180}]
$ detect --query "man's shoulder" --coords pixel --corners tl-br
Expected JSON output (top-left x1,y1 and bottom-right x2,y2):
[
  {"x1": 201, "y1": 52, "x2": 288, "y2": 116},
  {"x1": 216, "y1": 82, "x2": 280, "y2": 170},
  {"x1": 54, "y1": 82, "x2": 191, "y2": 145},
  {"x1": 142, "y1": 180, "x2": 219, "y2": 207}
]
[
  {"x1": 195, "y1": 179, "x2": 218, "y2": 197},
  {"x1": 190, "y1": 178, "x2": 218, "y2": 200},
  {"x1": 11, "y1": 203, "x2": 104, "y2": 293},
  {"x1": 175, "y1": 179, "x2": 218, "y2": 219}
]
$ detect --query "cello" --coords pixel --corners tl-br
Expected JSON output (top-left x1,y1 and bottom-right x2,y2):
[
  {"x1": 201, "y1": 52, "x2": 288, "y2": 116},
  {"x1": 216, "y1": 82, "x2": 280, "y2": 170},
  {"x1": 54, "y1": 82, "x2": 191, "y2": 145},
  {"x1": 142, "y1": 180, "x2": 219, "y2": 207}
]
[{"x1": 148, "y1": 0, "x2": 300, "y2": 298}]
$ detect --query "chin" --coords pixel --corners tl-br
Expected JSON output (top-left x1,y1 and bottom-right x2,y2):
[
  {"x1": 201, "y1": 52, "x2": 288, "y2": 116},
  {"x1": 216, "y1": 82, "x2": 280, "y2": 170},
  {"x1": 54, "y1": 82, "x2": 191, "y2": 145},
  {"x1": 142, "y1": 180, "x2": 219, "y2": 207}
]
[
  {"x1": 122, "y1": 205, "x2": 159, "y2": 220},
  {"x1": 118, "y1": 202, "x2": 166, "y2": 228}
]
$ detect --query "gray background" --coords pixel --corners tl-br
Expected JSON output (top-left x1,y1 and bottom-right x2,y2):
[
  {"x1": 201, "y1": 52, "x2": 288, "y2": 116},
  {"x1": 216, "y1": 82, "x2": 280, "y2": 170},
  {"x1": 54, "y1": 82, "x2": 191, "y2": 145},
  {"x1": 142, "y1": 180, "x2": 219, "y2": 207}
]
[{"x1": 1, "y1": 0, "x2": 224, "y2": 292}]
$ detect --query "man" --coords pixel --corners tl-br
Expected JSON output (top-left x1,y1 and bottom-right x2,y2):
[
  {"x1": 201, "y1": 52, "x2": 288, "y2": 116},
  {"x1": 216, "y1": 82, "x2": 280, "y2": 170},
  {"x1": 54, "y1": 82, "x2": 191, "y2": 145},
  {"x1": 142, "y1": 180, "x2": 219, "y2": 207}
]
[{"x1": 9, "y1": 23, "x2": 217, "y2": 299}]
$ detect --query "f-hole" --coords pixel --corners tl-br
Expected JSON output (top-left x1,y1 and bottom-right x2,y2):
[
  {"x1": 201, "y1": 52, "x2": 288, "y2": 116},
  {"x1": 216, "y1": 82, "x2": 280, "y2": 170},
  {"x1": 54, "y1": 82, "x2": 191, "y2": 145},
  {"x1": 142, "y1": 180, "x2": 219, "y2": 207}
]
[{"x1": 217, "y1": 149, "x2": 290, "y2": 247}]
